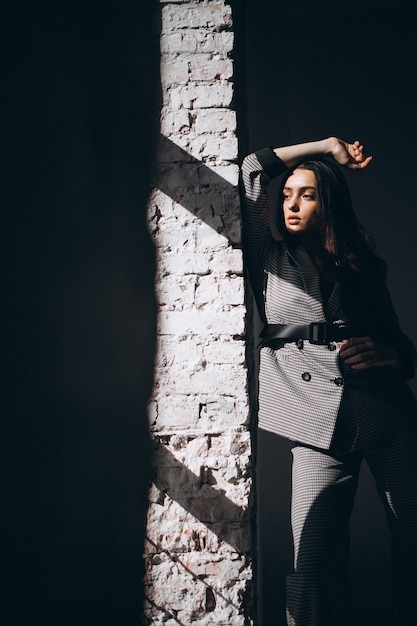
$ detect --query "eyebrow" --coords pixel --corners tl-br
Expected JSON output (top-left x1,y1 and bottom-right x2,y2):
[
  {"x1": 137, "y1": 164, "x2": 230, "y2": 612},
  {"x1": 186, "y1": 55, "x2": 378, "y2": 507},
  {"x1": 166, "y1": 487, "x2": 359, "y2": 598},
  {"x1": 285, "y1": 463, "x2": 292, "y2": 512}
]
[{"x1": 283, "y1": 185, "x2": 317, "y2": 191}]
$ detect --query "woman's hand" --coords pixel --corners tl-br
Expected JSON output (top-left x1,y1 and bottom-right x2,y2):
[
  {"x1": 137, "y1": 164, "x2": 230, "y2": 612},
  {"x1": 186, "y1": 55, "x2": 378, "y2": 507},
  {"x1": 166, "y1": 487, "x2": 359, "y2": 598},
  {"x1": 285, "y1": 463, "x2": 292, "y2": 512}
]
[
  {"x1": 338, "y1": 336, "x2": 400, "y2": 370},
  {"x1": 273, "y1": 137, "x2": 372, "y2": 169},
  {"x1": 328, "y1": 137, "x2": 373, "y2": 170}
]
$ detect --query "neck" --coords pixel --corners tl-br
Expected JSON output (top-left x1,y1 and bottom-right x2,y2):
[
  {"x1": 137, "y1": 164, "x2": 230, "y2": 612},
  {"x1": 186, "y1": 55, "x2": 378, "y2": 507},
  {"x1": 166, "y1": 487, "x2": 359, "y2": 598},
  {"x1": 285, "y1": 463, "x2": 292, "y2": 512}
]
[
  {"x1": 297, "y1": 231, "x2": 323, "y2": 257},
  {"x1": 295, "y1": 233, "x2": 335, "y2": 280}
]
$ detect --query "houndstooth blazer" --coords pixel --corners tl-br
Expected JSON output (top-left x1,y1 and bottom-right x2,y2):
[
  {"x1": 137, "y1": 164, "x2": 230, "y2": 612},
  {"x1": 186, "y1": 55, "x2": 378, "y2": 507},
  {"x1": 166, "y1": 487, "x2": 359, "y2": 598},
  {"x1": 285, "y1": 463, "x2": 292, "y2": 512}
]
[{"x1": 239, "y1": 147, "x2": 417, "y2": 451}]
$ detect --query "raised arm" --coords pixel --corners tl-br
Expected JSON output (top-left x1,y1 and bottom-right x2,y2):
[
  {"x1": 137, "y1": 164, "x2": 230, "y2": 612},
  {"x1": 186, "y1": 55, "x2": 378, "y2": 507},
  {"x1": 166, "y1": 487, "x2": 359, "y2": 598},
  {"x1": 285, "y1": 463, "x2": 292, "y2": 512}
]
[{"x1": 273, "y1": 137, "x2": 372, "y2": 170}]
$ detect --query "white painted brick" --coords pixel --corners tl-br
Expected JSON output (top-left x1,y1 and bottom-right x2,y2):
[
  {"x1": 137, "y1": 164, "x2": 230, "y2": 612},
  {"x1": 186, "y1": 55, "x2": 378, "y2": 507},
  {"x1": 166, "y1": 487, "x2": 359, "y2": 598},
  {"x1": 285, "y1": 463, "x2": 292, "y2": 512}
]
[
  {"x1": 194, "y1": 273, "x2": 220, "y2": 303},
  {"x1": 156, "y1": 275, "x2": 198, "y2": 306},
  {"x1": 194, "y1": 274, "x2": 244, "y2": 306},
  {"x1": 160, "y1": 59, "x2": 189, "y2": 85},
  {"x1": 155, "y1": 221, "x2": 196, "y2": 253},
  {"x1": 189, "y1": 57, "x2": 233, "y2": 81},
  {"x1": 160, "y1": 108, "x2": 192, "y2": 134},
  {"x1": 159, "y1": 133, "x2": 204, "y2": 160},
  {"x1": 168, "y1": 83, "x2": 234, "y2": 109},
  {"x1": 157, "y1": 364, "x2": 248, "y2": 397},
  {"x1": 207, "y1": 248, "x2": 243, "y2": 274},
  {"x1": 149, "y1": 394, "x2": 250, "y2": 432},
  {"x1": 155, "y1": 336, "x2": 201, "y2": 365},
  {"x1": 193, "y1": 108, "x2": 237, "y2": 134},
  {"x1": 198, "y1": 399, "x2": 250, "y2": 429},
  {"x1": 157, "y1": 249, "x2": 244, "y2": 278},
  {"x1": 160, "y1": 31, "x2": 234, "y2": 54},
  {"x1": 158, "y1": 308, "x2": 245, "y2": 336},
  {"x1": 144, "y1": 552, "x2": 250, "y2": 624},
  {"x1": 165, "y1": 198, "x2": 200, "y2": 223},
  {"x1": 163, "y1": 87, "x2": 185, "y2": 110},
  {"x1": 147, "y1": 399, "x2": 158, "y2": 427},
  {"x1": 159, "y1": 32, "x2": 184, "y2": 54},
  {"x1": 193, "y1": 219, "x2": 230, "y2": 251},
  {"x1": 151, "y1": 397, "x2": 199, "y2": 429},
  {"x1": 159, "y1": 180, "x2": 240, "y2": 219},
  {"x1": 162, "y1": 4, "x2": 233, "y2": 31},
  {"x1": 157, "y1": 132, "x2": 238, "y2": 164},
  {"x1": 146, "y1": 500, "x2": 251, "y2": 554},
  {"x1": 152, "y1": 449, "x2": 251, "y2": 510},
  {"x1": 202, "y1": 339, "x2": 246, "y2": 364},
  {"x1": 158, "y1": 252, "x2": 211, "y2": 276},
  {"x1": 174, "y1": 190, "x2": 241, "y2": 245},
  {"x1": 201, "y1": 135, "x2": 238, "y2": 160},
  {"x1": 203, "y1": 162, "x2": 239, "y2": 185}
]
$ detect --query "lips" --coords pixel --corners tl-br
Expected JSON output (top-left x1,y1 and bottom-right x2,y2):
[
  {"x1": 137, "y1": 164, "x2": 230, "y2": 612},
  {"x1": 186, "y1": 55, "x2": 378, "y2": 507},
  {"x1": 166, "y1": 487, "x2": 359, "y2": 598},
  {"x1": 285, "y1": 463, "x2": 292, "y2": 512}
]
[{"x1": 287, "y1": 217, "x2": 301, "y2": 224}]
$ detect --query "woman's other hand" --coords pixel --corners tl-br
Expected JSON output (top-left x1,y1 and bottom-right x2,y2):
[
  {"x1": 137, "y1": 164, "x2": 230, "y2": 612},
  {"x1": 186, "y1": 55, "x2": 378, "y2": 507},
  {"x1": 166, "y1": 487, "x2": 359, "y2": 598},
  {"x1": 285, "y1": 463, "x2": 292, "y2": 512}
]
[
  {"x1": 339, "y1": 336, "x2": 400, "y2": 370},
  {"x1": 328, "y1": 137, "x2": 373, "y2": 170}
]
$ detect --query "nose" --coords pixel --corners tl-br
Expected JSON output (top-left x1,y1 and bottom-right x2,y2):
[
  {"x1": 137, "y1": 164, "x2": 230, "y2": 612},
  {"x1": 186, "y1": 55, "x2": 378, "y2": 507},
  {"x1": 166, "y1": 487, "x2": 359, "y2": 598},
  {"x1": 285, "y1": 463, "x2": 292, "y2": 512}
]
[{"x1": 288, "y1": 200, "x2": 299, "y2": 212}]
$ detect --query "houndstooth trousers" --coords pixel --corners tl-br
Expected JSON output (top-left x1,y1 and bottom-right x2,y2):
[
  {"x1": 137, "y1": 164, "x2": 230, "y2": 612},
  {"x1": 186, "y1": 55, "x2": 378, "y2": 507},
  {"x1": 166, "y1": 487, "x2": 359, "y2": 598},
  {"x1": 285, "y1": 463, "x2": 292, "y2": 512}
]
[{"x1": 286, "y1": 421, "x2": 417, "y2": 626}]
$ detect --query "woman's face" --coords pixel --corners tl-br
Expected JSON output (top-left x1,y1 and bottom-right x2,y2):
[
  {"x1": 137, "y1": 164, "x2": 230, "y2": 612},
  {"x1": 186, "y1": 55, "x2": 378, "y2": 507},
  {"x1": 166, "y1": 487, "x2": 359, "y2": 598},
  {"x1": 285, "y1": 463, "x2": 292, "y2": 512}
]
[{"x1": 282, "y1": 168, "x2": 320, "y2": 236}]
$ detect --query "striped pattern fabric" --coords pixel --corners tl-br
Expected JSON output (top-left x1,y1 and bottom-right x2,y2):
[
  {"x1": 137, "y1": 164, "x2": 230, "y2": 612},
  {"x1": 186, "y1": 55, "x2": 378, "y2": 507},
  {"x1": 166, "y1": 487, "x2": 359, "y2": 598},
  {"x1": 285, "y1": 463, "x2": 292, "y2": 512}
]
[
  {"x1": 287, "y1": 422, "x2": 417, "y2": 625},
  {"x1": 239, "y1": 149, "x2": 417, "y2": 452}
]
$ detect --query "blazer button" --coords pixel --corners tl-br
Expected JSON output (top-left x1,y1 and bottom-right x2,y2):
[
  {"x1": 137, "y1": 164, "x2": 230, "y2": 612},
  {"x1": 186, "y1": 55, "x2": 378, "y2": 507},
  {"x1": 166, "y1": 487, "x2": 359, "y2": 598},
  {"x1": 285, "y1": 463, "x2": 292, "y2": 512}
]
[
  {"x1": 302, "y1": 372, "x2": 311, "y2": 382},
  {"x1": 333, "y1": 377, "x2": 344, "y2": 387}
]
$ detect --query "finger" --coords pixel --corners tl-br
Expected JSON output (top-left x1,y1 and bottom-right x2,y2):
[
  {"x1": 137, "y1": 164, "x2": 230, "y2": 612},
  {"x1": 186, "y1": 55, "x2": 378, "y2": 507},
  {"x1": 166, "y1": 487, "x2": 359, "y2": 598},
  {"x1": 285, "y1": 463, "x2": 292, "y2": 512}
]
[
  {"x1": 360, "y1": 155, "x2": 373, "y2": 168},
  {"x1": 341, "y1": 348, "x2": 376, "y2": 362},
  {"x1": 351, "y1": 141, "x2": 363, "y2": 156},
  {"x1": 347, "y1": 336, "x2": 373, "y2": 344},
  {"x1": 347, "y1": 155, "x2": 372, "y2": 170},
  {"x1": 343, "y1": 351, "x2": 377, "y2": 366},
  {"x1": 346, "y1": 161, "x2": 363, "y2": 170},
  {"x1": 350, "y1": 357, "x2": 379, "y2": 369},
  {"x1": 339, "y1": 337, "x2": 372, "y2": 354},
  {"x1": 339, "y1": 342, "x2": 375, "y2": 359}
]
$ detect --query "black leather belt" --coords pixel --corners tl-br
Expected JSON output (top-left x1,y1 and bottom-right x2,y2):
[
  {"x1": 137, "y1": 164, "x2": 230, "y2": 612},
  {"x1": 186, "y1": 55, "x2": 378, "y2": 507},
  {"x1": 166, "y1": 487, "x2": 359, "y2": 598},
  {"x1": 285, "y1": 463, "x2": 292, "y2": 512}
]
[{"x1": 260, "y1": 322, "x2": 354, "y2": 347}]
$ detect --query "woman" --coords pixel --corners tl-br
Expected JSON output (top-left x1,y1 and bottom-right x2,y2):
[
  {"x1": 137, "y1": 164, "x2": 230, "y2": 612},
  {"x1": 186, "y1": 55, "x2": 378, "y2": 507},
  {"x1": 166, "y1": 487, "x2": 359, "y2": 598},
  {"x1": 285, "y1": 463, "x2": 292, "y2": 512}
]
[{"x1": 239, "y1": 137, "x2": 417, "y2": 626}]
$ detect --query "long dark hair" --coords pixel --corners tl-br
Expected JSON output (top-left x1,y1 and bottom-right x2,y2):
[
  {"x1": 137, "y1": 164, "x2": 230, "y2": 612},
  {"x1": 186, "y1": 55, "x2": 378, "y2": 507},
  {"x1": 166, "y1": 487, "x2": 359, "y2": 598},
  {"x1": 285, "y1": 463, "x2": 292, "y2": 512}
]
[{"x1": 276, "y1": 159, "x2": 386, "y2": 279}]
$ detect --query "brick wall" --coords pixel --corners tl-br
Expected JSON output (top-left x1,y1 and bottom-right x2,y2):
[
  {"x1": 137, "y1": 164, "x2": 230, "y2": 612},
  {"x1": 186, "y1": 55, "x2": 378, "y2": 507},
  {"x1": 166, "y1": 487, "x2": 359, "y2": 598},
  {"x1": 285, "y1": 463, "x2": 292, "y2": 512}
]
[{"x1": 144, "y1": 1, "x2": 254, "y2": 624}]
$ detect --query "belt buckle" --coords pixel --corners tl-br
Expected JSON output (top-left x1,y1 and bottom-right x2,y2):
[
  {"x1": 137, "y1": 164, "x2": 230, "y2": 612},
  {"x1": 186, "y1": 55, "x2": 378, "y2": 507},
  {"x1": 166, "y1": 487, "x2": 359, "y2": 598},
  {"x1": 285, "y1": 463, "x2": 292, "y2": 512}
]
[{"x1": 309, "y1": 322, "x2": 329, "y2": 345}]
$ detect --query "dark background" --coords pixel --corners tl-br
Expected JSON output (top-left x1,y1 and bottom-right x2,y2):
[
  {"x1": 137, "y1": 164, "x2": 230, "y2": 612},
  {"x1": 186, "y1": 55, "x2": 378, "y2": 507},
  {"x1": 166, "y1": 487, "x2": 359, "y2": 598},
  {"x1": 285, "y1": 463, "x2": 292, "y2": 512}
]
[
  {"x1": 243, "y1": 1, "x2": 417, "y2": 624},
  {"x1": 4, "y1": 2, "x2": 160, "y2": 624}
]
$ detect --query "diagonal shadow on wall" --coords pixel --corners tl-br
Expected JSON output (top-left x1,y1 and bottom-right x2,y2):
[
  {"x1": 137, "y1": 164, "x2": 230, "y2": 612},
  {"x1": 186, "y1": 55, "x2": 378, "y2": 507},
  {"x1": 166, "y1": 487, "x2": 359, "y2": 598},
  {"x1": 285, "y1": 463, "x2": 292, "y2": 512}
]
[
  {"x1": 149, "y1": 134, "x2": 257, "y2": 556},
  {"x1": 153, "y1": 134, "x2": 243, "y2": 248},
  {"x1": 150, "y1": 439, "x2": 253, "y2": 555}
]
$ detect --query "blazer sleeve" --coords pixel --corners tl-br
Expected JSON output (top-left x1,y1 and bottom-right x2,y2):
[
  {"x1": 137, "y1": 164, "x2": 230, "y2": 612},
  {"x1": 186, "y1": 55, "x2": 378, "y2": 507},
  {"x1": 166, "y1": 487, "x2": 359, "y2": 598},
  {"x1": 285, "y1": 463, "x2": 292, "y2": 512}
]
[
  {"x1": 239, "y1": 148, "x2": 288, "y2": 318},
  {"x1": 367, "y1": 275, "x2": 417, "y2": 380}
]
